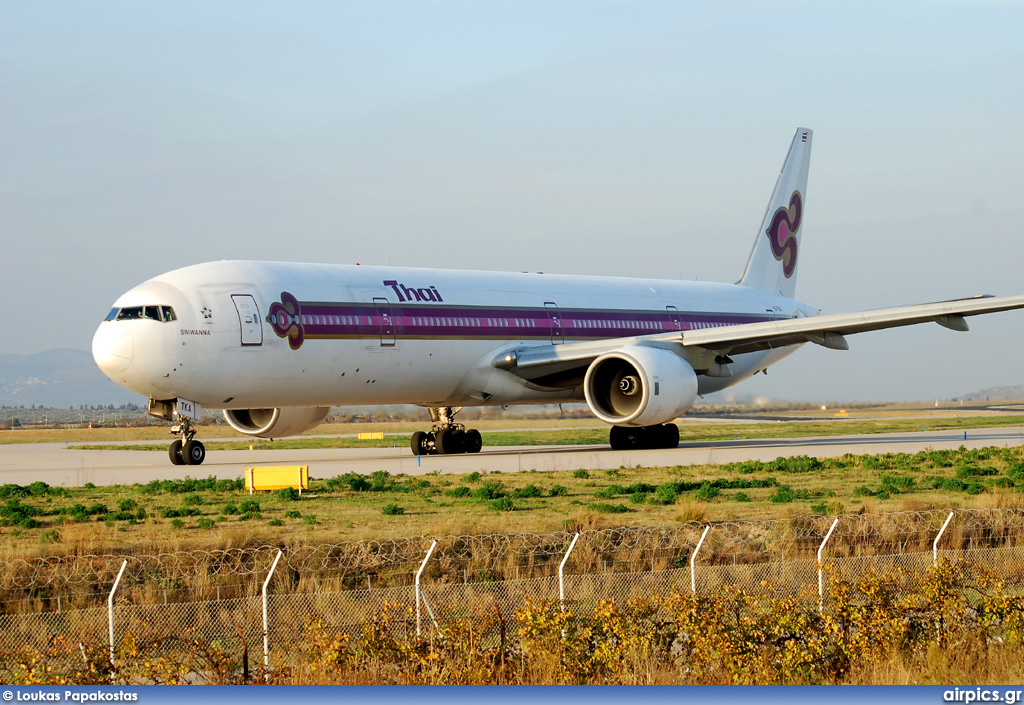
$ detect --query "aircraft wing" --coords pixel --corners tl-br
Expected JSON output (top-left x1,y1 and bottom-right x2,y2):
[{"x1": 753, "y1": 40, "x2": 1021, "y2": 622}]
[{"x1": 497, "y1": 294, "x2": 1024, "y2": 383}]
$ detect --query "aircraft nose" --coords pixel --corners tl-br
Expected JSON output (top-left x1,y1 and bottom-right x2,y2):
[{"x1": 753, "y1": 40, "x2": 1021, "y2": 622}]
[{"x1": 92, "y1": 322, "x2": 134, "y2": 374}]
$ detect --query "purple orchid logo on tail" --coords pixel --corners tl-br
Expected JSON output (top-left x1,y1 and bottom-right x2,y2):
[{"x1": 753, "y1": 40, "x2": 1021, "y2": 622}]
[
  {"x1": 269, "y1": 292, "x2": 305, "y2": 350},
  {"x1": 766, "y1": 190, "x2": 802, "y2": 279}
]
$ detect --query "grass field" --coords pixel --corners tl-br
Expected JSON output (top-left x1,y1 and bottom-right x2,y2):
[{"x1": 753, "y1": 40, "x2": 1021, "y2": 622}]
[{"x1": 3, "y1": 441, "x2": 1023, "y2": 563}]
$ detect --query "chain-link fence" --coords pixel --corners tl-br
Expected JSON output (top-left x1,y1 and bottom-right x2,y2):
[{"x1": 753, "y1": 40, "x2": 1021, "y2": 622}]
[
  {"x1": 3, "y1": 508, "x2": 1022, "y2": 613},
  {"x1": 2, "y1": 508, "x2": 1024, "y2": 682}
]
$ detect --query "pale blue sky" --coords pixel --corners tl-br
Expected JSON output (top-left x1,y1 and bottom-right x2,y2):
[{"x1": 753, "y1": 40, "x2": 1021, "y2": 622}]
[{"x1": 2, "y1": 1, "x2": 1022, "y2": 402}]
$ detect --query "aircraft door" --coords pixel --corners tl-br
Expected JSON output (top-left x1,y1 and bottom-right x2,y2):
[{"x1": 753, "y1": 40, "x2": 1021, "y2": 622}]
[
  {"x1": 231, "y1": 294, "x2": 263, "y2": 346},
  {"x1": 373, "y1": 297, "x2": 396, "y2": 347},
  {"x1": 544, "y1": 302, "x2": 563, "y2": 344},
  {"x1": 666, "y1": 306, "x2": 682, "y2": 331}
]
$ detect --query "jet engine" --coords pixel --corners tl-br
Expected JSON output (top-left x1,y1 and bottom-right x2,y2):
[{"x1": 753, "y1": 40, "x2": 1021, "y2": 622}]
[
  {"x1": 223, "y1": 407, "x2": 330, "y2": 438},
  {"x1": 583, "y1": 347, "x2": 698, "y2": 427}
]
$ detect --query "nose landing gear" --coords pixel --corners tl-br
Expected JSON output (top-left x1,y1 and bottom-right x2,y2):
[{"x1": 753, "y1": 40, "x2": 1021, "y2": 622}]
[
  {"x1": 410, "y1": 406, "x2": 483, "y2": 456},
  {"x1": 169, "y1": 416, "x2": 206, "y2": 465}
]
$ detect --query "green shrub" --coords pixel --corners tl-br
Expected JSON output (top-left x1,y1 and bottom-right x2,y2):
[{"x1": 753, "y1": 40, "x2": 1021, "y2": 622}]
[
  {"x1": 39, "y1": 529, "x2": 60, "y2": 544},
  {"x1": 382, "y1": 504, "x2": 405, "y2": 516},
  {"x1": 276, "y1": 487, "x2": 300, "y2": 501},
  {"x1": 629, "y1": 492, "x2": 647, "y2": 504},
  {"x1": 197, "y1": 518, "x2": 215, "y2": 530},
  {"x1": 445, "y1": 486, "x2": 470, "y2": 498},
  {"x1": 471, "y1": 482, "x2": 506, "y2": 500},
  {"x1": 303, "y1": 515, "x2": 318, "y2": 525},
  {"x1": 956, "y1": 465, "x2": 998, "y2": 478},
  {"x1": 733, "y1": 492, "x2": 750, "y2": 502},
  {"x1": 549, "y1": 485, "x2": 569, "y2": 497},
  {"x1": 591, "y1": 503, "x2": 629, "y2": 514},
  {"x1": 769, "y1": 486, "x2": 794, "y2": 503},
  {"x1": 284, "y1": 510, "x2": 301, "y2": 519},
  {"x1": 267, "y1": 518, "x2": 284, "y2": 526},
  {"x1": 651, "y1": 485, "x2": 677, "y2": 505},
  {"x1": 466, "y1": 472, "x2": 482, "y2": 483},
  {"x1": 170, "y1": 518, "x2": 185, "y2": 529},
  {"x1": 118, "y1": 498, "x2": 138, "y2": 512},
  {"x1": 223, "y1": 502, "x2": 239, "y2": 515},
  {"x1": 694, "y1": 482, "x2": 720, "y2": 502},
  {"x1": 183, "y1": 494, "x2": 204, "y2": 506},
  {"x1": 489, "y1": 497, "x2": 516, "y2": 512},
  {"x1": 511, "y1": 484, "x2": 544, "y2": 499},
  {"x1": 573, "y1": 470, "x2": 590, "y2": 479}
]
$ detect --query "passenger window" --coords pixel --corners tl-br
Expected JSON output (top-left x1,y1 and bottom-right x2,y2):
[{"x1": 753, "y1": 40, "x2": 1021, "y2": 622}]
[{"x1": 117, "y1": 307, "x2": 143, "y2": 320}]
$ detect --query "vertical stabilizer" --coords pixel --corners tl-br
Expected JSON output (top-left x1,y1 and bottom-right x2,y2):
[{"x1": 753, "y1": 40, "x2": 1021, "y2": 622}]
[{"x1": 737, "y1": 127, "x2": 812, "y2": 299}]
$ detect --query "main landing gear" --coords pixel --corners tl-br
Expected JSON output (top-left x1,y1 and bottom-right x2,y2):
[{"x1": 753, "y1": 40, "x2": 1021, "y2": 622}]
[
  {"x1": 169, "y1": 416, "x2": 206, "y2": 466},
  {"x1": 410, "y1": 406, "x2": 483, "y2": 456},
  {"x1": 609, "y1": 423, "x2": 680, "y2": 450}
]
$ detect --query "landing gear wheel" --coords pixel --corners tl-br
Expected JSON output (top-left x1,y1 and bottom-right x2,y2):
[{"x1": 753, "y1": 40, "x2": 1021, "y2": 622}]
[
  {"x1": 464, "y1": 429, "x2": 482, "y2": 453},
  {"x1": 435, "y1": 429, "x2": 451, "y2": 455},
  {"x1": 184, "y1": 439, "x2": 206, "y2": 465},
  {"x1": 411, "y1": 431, "x2": 428, "y2": 456},
  {"x1": 610, "y1": 426, "x2": 643, "y2": 449},
  {"x1": 169, "y1": 439, "x2": 185, "y2": 465},
  {"x1": 660, "y1": 423, "x2": 679, "y2": 448},
  {"x1": 448, "y1": 429, "x2": 466, "y2": 454}
]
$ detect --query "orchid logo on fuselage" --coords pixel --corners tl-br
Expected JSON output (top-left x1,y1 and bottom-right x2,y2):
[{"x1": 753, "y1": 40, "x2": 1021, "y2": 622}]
[
  {"x1": 766, "y1": 190, "x2": 802, "y2": 279},
  {"x1": 383, "y1": 280, "x2": 444, "y2": 303}
]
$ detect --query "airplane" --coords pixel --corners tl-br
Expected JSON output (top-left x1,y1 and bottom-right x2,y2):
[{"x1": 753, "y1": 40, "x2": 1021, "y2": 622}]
[{"x1": 92, "y1": 127, "x2": 1024, "y2": 465}]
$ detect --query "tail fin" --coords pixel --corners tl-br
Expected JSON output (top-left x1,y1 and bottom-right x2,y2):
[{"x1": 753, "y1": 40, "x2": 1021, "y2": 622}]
[{"x1": 737, "y1": 127, "x2": 812, "y2": 299}]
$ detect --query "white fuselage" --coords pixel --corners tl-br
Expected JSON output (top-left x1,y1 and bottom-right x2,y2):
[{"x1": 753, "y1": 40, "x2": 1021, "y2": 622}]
[{"x1": 92, "y1": 260, "x2": 813, "y2": 411}]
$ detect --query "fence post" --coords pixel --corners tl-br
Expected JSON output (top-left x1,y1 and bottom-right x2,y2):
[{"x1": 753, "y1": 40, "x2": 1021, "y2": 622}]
[
  {"x1": 691, "y1": 525, "x2": 711, "y2": 594},
  {"x1": 933, "y1": 511, "x2": 954, "y2": 567},
  {"x1": 108, "y1": 559, "x2": 128, "y2": 669},
  {"x1": 559, "y1": 533, "x2": 580, "y2": 611},
  {"x1": 416, "y1": 540, "x2": 438, "y2": 636},
  {"x1": 817, "y1": 518, "x2": 839, "y2": 615},
  {"x1": 262, "y1": 549, "x2": 283, "y2": 667}
]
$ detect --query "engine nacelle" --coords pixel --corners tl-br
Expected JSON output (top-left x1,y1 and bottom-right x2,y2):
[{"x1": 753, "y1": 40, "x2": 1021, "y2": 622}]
[
  {"x1": 223, "y1": 407, "x2": 330, "y2": 439},
  {"x1": 584, "y1": 347, "x2": 698, "y2": 427}
]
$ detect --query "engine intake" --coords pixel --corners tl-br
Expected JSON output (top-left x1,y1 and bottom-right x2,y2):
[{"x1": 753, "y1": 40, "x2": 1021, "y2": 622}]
[
  {"x1": 223, "y1": 407, "x2": 330, "y2": 439},
  {"x1": 584, "y1": 347, "x2": 698, "y2": 427}
]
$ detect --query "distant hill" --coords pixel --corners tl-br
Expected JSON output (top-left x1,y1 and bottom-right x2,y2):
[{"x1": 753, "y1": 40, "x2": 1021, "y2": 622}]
[
  {"x1": 0, "y1": 349, "x2": 142, "y2": 407},
  {"x1": 953, "y1": 385, "x2": 1024, "y2": 402}
]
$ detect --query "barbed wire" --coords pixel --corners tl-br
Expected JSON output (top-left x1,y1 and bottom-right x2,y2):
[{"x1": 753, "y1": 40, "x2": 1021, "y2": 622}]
[{"x1": 2, "y1": 508, "x2": 1022, "y2": 592}]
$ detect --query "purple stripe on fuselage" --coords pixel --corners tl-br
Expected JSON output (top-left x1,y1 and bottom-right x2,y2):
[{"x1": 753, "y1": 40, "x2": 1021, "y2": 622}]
[{"x1": 268, "y1": 301, "x2": 768, "y2": 341}]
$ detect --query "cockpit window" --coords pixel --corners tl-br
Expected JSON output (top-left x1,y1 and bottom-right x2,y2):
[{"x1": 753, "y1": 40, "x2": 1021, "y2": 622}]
[
  {"x1": 110, "y1": 305, "x2": 178, "y2": 322},
  {"x1": 117, "y1": 306, "x2": 144, "y2": 320}
]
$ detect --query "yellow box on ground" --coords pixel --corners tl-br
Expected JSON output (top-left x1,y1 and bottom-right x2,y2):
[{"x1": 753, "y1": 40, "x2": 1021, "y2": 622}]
[
  {"x1": 245, "y1": 465, "x2": 309, "y2": 494},
  {"x1": 357, "y1": 432, "x2": 385, "y2": 440}
]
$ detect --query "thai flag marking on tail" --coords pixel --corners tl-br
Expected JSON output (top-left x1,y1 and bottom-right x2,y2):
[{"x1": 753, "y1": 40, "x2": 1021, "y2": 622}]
[{"x1": 801, "y1": 132, "x2": 808, "y2": 142}]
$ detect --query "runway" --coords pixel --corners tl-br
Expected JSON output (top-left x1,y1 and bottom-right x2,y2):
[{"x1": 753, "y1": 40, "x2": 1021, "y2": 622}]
[{"x1": 3, "y1": 426, "x2": 1024, "y2": 487}]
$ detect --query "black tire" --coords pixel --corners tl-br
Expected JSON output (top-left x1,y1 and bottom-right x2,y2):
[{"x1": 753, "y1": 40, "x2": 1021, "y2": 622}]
[
  {"x1": 448, "y1": 429, "x2": 467, "y2": 454},
  {"x1": 184, "y1": 439, "x2": 206, "y2": 465},
  {"x1": 660, "y1": 423, "x2": 680, "y2": 448},
  {"x1": 169, "y1": 440, "x2": 185, "y2": 465},
  {"x1": 411, "y1": 431, "x2": 427, "y2": 456},
  {"x1": 610, "y1": 425, "x2": 641, "y2": 450},
  {"x1": 435, "y1": 429, "x2": 450, "y2": 454},
  {"x1": 465, "y1": 429, "x2": 483, "y2": 453}
]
